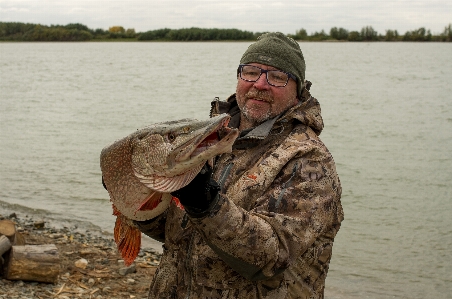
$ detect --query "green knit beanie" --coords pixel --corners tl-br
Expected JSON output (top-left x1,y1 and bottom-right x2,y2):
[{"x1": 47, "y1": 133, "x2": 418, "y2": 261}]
[{"x1": 240, "y1": 32, "x2": 306, "y2": 98}]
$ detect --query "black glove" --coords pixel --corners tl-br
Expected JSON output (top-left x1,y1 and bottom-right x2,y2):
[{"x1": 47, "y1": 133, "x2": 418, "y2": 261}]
[{"x1": 171, "y1": 163, "x2": 220, "y2": 213}]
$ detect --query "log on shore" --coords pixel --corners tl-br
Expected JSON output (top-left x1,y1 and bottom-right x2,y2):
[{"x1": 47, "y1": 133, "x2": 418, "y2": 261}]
[
  {"x1": 0, "y1": 219, "x2": 16, "y2": 241},
  {"x1": 0, "y1": 235, "x2": 12, "y2": 257},
  {"x1": 0, "y1": 219, "x2": 25, "y2": 245},
  {"x1": 5, "y1": 244, "x2": 60, "y2": 283},
  {"x1": 0, "y1": 235, "x2": 12, "y2": 267}
]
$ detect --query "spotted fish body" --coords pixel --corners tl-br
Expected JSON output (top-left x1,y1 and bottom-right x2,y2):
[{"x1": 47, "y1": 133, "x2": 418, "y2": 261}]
[{"x1": 100, "y1": 114, "x2": 239, "y2": 265}]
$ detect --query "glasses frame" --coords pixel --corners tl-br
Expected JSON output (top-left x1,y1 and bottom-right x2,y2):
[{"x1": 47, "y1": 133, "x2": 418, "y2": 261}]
[{"x1": 237, "y1": 64, "x2": 297, "y2": 87}]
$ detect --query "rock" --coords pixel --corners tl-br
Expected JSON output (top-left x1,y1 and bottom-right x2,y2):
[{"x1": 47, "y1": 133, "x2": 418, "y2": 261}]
[
  {"x1": 74, "y1": 258, "x2": 88, "y2": 269},
  {"x1": 33, "y1": 220, "x2": 45, "y2": 229},
  {"x1": 49, "y1": 233, "x2": 64, "y2": 239},
  {"x1": 79, "y1": 248, "x2": 96, "y2": 255},
  {"x1": 126, "y1": 278, "x2": 135, "y2": 284},
  {"x1": 118, "y1": 264, "x2": 136, "y2": 276},
  {"x1": 75, "y1": 286, "x2": 86, "y2": 294}
]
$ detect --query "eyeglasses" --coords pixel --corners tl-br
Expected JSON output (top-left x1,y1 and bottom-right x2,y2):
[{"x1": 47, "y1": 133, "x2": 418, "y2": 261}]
[{"x1": 238, "y1": 64, "x2": 296, "y2": 87}]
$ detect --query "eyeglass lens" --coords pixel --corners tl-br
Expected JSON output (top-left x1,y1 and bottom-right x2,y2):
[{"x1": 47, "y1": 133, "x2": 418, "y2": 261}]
[{"x1": 240, "y1": 65, "x2": 289, "y2": 87}]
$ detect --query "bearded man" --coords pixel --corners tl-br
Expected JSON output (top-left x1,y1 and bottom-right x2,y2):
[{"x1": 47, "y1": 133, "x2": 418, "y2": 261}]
[{"x1": 134, "y1": 32, "x2": 344, "y2": 299}]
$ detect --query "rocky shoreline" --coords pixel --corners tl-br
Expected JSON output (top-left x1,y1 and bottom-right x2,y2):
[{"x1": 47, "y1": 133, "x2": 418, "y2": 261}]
[{"x1": 0, "y1": 212, "x2": 161, "y2": 299}]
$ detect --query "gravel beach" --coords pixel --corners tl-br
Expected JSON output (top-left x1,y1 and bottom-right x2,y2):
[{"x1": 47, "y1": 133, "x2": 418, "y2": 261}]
[{"x1": 0, "y1": 211, "x2": 161, "y2": 299}]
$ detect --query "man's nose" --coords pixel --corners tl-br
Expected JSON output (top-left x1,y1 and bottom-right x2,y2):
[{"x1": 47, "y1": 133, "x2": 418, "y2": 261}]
[{"x1": 253, "y1": 73, "x2": 271, "y2": 89}]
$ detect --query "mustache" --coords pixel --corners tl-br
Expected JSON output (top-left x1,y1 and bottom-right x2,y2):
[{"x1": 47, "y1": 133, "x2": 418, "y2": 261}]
[{"x1": 245, "y1": 90, "x2": 273, "y2": 103}]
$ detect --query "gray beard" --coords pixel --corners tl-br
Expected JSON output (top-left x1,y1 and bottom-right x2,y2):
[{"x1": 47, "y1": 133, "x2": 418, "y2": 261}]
[
  {"x1": 241, "y1": 104, "x2": 272, "y2": 125},
  {"x1": 240, "y1": 89, "x2": 273, "y2": 125}
]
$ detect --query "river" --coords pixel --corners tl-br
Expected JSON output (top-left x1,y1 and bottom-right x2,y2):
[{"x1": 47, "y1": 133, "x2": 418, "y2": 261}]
[{"x1": 0, "y1": 41, "x2": 451, "y2": 298}]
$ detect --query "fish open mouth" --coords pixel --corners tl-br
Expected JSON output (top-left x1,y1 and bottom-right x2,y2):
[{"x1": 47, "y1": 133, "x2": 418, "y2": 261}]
[
  {"x1": 185, "y1": 116, "x2": 238, "y2": 160},
  {"x1": 191, "y1": 131, "x2": 220, "y2": 157}
]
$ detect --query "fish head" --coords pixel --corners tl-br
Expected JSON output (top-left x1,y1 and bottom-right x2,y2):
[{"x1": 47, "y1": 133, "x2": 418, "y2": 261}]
[
  {"x1": 131, "y1": 113, "x2": 238, "y2": 191},
  {"x1": 100, "y1": 114, "x2": 238, "y2": 221}
]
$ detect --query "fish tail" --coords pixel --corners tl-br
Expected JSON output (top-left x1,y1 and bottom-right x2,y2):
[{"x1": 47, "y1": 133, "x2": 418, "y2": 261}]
[{"x1": 114, "y1": 213, "x2": 141, "y2": 266}]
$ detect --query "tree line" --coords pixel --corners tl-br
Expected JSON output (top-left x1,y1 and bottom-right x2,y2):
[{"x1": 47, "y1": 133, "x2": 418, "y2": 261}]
[
  {"x1": 0, "y1": 22, "x2": 450, "y2": 42},
  {"x1": 138, "y1": 28, "x2": 256, "y2": 41},
  {"x1": 289, "y1": 25, "x2": 451, "y2": 42},
  {"x1": 0, "y1": 23, "x2": 130, "y2": 41}
]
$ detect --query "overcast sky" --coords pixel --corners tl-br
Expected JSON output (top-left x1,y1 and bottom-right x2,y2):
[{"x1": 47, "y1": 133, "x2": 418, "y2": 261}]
[{"x1": 1, "y1": 0, "x2": 450, "y2": 35}]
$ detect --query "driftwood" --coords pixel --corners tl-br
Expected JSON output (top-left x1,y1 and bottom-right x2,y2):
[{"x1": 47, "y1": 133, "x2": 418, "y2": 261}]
[
  {"x1": 0, "y1": 219, "x2": 16, "y2": 241},
  {"x1": 0, "y1": 235, "x2": 12, "y2": 257},
  {"x1": 6, "y1": 244, "x2": 60, "y2": 283},
  {"x1": 0, "y1": 235, "x2": 12, "y2": 266},
  {"x1": 0, "y1": 219, "x2": 24, "y2": 246}
]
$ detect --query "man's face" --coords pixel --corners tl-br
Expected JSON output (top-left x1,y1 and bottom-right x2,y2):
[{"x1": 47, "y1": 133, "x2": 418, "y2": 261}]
[{"x1": 236, "y1": 63, "x2": 299, "y2": 130}]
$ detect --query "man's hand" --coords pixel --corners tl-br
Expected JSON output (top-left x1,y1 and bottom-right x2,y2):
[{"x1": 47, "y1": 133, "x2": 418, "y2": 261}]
[{"x1": 171, "y1": 163, "x2": 220, "y2": 212}]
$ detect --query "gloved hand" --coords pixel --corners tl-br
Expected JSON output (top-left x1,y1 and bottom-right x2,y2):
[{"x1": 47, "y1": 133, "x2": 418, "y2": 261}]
[{"x1": 171, "y1": 163, "x2": 220, "y2": 212}]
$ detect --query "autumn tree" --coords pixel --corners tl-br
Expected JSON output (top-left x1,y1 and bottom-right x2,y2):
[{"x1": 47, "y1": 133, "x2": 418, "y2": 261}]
[{"x1": 109, "y1": 26, "x2": 125, "y2": 34}]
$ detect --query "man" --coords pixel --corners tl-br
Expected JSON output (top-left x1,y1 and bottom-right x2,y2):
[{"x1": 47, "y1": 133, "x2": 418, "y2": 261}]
[{"x1": 134, "y1": 32, "x2": 344, "y2": 299}]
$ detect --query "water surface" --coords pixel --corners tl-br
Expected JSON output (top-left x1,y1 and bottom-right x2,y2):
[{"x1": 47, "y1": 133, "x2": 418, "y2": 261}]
[{"x1": 1, "y1": 42, "x2": 451, "y2": 298}]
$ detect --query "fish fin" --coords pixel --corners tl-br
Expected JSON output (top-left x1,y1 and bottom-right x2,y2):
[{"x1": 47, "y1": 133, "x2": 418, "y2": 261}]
[
  {"x1": 114, "y1": 213, "x2": 141, "y2": 266},
  {"x1": 112, "y1": 203, "x2": 122, "y2": 216},
  {"x1": 171, "y1": 196, "x2": 185, "y2": 210},
  {"x1": 136, "y1": 163, "x2": 204, "y2": 192},
  {"x1": 207, "y1": 157, "x2": 215, "y2": 169},
  {"x1": 137, "y1": 191, "x2": 163, "y2": 211}
]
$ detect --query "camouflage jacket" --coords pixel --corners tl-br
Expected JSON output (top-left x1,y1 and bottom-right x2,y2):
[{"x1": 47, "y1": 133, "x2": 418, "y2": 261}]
[{"x1": 135, "y1": 87, "x2": 344, "y2": 299}]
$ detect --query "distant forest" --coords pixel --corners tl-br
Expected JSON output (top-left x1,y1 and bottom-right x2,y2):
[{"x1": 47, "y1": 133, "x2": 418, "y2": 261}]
[{"x1": 0, "y1": 22, "x2": 451, "y2": 42}]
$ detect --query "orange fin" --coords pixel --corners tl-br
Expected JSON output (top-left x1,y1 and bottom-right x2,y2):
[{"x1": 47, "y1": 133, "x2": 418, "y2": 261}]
[
  {"x1": 112, "y1": 204, "x2": 121, "y2": 216},
  {"x1": 138, "y1": 191, "x2": 163, "y2": 211},
  {"x1": 171, "y1": 196, "x2": 185, "y2": 210},
  {"x1": 113, "y1": 213, "x2": 141, "y2": 266}
]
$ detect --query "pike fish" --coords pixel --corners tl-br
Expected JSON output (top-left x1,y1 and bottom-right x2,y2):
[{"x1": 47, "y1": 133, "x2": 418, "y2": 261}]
[{"x1": 100, "y1": 114, "x2": 239, "y2": 265}]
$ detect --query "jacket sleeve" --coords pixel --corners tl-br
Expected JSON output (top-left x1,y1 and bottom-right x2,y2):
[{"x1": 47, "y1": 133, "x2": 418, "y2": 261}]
[
  {"x1": 133, "y1": 211, "x2": 167, "y2": 243},
  {"x1": 189, "y1": 131, "x2": 343, "y2": 281}
]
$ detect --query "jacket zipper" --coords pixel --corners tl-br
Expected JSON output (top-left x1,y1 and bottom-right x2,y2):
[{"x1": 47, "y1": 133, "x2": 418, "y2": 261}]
[
  {"x1": 184, "y1": 162, "x2": 234, "y2": 298},
  {"x1": 217, "y1": 162, "x2": 234, "y2": 190}
]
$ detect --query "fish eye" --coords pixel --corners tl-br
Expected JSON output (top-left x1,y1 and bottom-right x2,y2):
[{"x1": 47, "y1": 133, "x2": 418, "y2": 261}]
[{"x1": 167, "y1": 132, "x2": 176, "y2": 142}]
